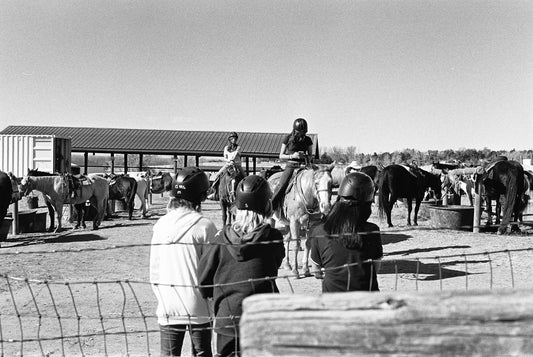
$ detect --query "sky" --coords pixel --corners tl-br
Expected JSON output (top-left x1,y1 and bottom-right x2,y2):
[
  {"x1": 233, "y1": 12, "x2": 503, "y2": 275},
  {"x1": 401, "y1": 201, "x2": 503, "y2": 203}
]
[{"x1": 1, "y1": 0, "x2": 532, "y2": 154}]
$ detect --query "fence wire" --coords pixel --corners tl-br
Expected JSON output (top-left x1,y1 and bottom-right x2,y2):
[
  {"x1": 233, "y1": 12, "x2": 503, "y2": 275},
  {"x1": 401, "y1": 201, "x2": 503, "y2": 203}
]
[{"x1": 1, "y1": 240, "x2": 533, "y2": 356}]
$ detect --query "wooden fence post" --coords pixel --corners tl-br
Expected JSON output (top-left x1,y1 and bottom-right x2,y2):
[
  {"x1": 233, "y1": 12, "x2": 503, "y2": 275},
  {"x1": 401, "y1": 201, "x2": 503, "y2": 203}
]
[{"x1": 241, "y1": 290, "x2": 533, "y2": 356}]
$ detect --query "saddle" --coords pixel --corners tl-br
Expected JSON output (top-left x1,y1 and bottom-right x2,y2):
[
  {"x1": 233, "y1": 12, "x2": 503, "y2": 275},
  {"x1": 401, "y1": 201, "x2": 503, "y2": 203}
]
[{"x1": 66, "y1": 173, "x2": 89, "y2": 199}]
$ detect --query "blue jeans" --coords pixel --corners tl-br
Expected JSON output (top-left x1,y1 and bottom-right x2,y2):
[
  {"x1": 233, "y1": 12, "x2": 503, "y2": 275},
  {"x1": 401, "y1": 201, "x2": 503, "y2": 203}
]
[{"x1": 160, "y1": 323, "x2": 212, "y2": 356}]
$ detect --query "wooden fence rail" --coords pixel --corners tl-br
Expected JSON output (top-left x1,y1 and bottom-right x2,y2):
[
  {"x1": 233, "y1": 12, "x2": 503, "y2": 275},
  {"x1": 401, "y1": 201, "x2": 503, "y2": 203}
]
[{"x1": 241, "y1": 290, "x2": 533, "y2": 356}]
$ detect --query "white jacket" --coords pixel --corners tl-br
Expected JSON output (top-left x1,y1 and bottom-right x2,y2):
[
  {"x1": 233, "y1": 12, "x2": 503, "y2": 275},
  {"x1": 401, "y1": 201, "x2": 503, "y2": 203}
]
[{"x1": 150, "y1": 207, "x2": 217, "y2": 325}]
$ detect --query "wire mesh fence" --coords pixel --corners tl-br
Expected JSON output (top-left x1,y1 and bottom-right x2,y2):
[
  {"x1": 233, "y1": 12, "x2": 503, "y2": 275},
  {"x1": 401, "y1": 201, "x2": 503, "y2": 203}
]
[{"x1": 2, "y1": 239, "x2": 533, "y2": 357}]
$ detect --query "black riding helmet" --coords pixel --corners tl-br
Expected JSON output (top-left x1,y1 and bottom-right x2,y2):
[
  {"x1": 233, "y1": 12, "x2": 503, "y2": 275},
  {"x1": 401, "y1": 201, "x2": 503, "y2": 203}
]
[
  {"x1": 171, "y1": 167, "x2": 210, "y2": 203},
  {"x1": 235, "y1": 175, "x2": 272, "y2": 214},
  {"x1": 338, "y1": 172, "x2": 375, "y2": 204},
  {"x1": 293, "y1": 118, "x2": 308, "y2": 133},
  {"x1": 228, "y1": 132, "x2": 238, "y2": 140}
]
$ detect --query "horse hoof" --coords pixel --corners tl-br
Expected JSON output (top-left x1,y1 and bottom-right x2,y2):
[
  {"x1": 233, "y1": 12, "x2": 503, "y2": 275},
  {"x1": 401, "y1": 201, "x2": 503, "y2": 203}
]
[
  {"x1": 303, "y1": 269, "x2": 312, "y2": 277},
  {"x1": 292, "y1": 269, "x2": 301, "y2": 278},
  {"x1": 283, "y1": 263, "x2": 292, "y2": 271},
  {"x1": 413, "y1": 222, "x2": 418, "y2": 226},
  {"x1": 74, "y1": 225, "x2": 80, "y2": 229}
]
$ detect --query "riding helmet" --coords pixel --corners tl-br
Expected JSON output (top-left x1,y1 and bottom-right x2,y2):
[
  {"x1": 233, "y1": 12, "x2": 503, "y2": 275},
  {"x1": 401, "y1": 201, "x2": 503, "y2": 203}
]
[
  {"x1": 235, "y1": 175, "x2": 272, "y2": 214},
  {"x1": 228, "y1": 132, "x2": 238, "y2": 140},
  {"x1": 171, "y1": 167, "x2": 210, "y2": 203},
  {"x1": 338, "y1": 172, "x2": 375, "y2": 204},
  {"x1": 293, "y1": 118, "x2": 308, "y2": 133}
]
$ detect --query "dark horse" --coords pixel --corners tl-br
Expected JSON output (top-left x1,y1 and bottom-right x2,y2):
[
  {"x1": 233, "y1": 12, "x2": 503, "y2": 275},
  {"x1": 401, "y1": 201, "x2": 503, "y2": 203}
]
[
  {"x1": 218, "y1": 164, "x2": 245, "y2": 226},
  {"x1": 378, "y1": 164, "x2": 442, "y2": 227},
  {"x1": 477, "y1": 160, "x2": 527, "y2": 235},
  {"x1": 150, "y1": 171, "x2": 174, "y2": 194},
  {"x1": 0, "y1": 171, "x2": 16, "y2": 240},
  {"x1": 360, "y1": 165, "x2": 382, "y2": 193},
  {"x1": 106, "y1": 174, "x2": 138, "y2": 220}
]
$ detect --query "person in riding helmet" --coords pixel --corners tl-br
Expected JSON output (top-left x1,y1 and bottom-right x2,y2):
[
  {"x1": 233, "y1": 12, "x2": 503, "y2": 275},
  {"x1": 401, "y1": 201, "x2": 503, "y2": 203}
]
[
  {"x1": 209, "y1": 131, "x2": 246, "y2": 196},
  {"x1": 150, "y1": 167, "x2": 217, "y2": 357},
  {"x1": 309, "y1": 172, "x2": 383, "y2": 292},
  {"x1": 271, "y1": 118, "x2": 314, "y2": 210},
  {"x1": 199, "y1": 175, "x2": 285, "y2": 357}
]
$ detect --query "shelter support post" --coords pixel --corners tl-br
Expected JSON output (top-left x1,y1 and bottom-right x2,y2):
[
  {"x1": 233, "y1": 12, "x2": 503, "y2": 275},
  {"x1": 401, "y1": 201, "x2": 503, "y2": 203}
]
[
  {"x1": 83, "y1": 152, "x2": 89, "y2": 175},
  {"x1": 245, "y1": 156, "x2": 249, "y2": 174},
  {"x1": 195, "y1": 156, "x2": 199, "y2": 167},
  {"x1": 253, "y1": 157, "x2": 257, "y2": 175},
  {"x1": 124, "y1": 153, "x2": 128, "y2": 174},
  {"x1": 139, "y1": 154, "x2": 143, "y2": 171},
  {"x1": 173, "y1": 154, "x2": 178, "y2": 174},
  {"x1": 111, "y1": 153, "x2": 115, "y2": 174},
  {"x1": 184, "y1": 155, "x2": 188, "y2": 167}
]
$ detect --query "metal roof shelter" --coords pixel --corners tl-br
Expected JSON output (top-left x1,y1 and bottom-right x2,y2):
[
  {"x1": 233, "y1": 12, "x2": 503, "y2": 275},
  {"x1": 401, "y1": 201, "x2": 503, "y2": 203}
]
[{"x1": 0, "y1": 125, "x2": 320, "y2": 174}]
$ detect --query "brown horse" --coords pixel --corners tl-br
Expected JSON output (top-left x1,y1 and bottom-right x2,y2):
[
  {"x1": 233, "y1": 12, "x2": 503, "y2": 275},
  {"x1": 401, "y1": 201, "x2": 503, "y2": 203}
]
[
  {"x1": 20, "y1": 174, "x2": 109, "y2": 232},
  {"x1": 268, "y1": 164, "x2": 334, "y2": 276}
]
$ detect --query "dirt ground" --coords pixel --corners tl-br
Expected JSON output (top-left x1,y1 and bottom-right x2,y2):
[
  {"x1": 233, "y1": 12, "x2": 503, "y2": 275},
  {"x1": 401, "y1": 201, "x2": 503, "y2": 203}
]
[{"x1": 1, "y1": 193, "x2": 533, "y2": 356}]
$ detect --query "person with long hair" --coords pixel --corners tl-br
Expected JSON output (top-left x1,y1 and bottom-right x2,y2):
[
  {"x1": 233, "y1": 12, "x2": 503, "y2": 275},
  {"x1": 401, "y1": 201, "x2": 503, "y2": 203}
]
[
  {"x1": 199, "y1": 175, "x2": 285, "y2": 356},
  {"x1": 271, "y1": 118, "x2": 314, "y2": 210},
  {"x1": 309, "y1": 172, "x2": 383, "y2": 292},
  {"x1": 150, "y1": 167, "x2": 217, "y2": 356}
]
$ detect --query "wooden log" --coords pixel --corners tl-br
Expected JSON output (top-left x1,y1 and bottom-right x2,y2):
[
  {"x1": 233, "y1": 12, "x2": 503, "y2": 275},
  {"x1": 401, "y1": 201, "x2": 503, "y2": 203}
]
[{"x1": 241, "y1": 290, "x2": 533, "y2": 356}]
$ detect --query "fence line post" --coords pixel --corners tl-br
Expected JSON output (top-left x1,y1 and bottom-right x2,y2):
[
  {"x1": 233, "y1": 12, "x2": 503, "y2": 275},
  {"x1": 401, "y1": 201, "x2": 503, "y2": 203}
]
[{"x1": 473, "y1": 180, "x2": 482, "y2": 233}]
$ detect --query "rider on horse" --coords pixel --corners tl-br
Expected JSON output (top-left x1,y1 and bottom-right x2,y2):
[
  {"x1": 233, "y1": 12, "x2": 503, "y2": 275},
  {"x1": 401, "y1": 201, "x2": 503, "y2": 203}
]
[
  {"x1": 271, "y1": 118, "x2": 314, "y2": 211},
  {"x1": 209, "y1": 132, "x2": 246, "y2": 198}
]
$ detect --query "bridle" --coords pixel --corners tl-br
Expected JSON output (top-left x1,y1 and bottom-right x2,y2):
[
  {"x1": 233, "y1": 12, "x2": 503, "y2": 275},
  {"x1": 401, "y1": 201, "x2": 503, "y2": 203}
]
[{"x1": 296, "y1": 170, "x2": 331, "y2": 216}]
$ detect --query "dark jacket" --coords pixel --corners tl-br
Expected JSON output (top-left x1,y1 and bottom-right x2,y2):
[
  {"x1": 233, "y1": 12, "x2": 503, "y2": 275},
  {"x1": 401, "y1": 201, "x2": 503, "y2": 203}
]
[
  {"x1": 310, "y1": 223, "x2": 383, "y2": 292},
  {"x1": 198, "y1": 223, "x2": 285, "y2": 336}
]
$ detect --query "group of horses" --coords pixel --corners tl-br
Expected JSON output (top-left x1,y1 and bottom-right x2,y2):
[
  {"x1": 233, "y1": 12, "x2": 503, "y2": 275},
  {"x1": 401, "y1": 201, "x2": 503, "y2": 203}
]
[
  {"x1": 1, "y1": 170, "x2": 151, "y2": 233},
  {"x1": 0, "y1": 158, "x2": 530, "y2": 274}
]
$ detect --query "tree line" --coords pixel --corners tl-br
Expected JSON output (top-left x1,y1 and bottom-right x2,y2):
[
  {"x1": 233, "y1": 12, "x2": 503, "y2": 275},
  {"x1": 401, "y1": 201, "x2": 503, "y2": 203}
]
[{"x1": 318, "y1": 147, "x2": 533, "y2": 167}]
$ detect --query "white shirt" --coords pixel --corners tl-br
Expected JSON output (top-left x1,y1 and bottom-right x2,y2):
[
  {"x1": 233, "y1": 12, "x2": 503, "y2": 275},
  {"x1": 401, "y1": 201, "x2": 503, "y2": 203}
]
[{"x1": 150, "y1": 207, "x2": 217, "y2": 325}]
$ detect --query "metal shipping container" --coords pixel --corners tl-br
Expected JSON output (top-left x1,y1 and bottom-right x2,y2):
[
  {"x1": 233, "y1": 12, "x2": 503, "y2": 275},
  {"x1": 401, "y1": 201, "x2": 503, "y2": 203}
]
[{"x1": 0, "y1": 135, "x2": 72, "y2": 177}]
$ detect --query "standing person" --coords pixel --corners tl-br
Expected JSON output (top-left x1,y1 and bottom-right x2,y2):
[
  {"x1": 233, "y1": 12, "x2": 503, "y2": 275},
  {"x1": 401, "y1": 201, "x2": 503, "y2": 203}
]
[
  {"x1": 209, "y1": 132, "x2": 246, "y2": 197},
  {"x1": 309, "y1": 172, "x2": 383, "y2": 292},
  {"x1": 271, "y1": 118, "x2": 314, "y2": 210},
  {"x1": 150, "y1": 167, "x2": 217, "y2": 357},
  {"x1": 199, "y1": 175, "x2": 285, "y2": 357}
]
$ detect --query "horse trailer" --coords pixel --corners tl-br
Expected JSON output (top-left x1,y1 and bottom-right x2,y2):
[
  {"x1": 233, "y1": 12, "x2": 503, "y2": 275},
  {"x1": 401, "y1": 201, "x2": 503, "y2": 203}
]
[{"x1": 0, "y1": 134, "x2": 72, "y2": 177}]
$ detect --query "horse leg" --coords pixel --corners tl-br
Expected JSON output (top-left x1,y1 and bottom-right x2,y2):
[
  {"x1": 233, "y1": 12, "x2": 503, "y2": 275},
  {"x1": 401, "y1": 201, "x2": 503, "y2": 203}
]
[
  {"x1": 128, "y1": 198, "x2": 135, "y2": 220},
  {"x1": 301, "y1": 228, "x2": 312, "y2": 277},
  {"x1": 282, "y1": 232, "x2": 292, "y2": 271},
  {"x1": 290, "y1": 219, "x2": 301, "y2": 276},
  {"x1": 45, "y1": 200, "x2": 55, "y2": 232},
  {"x1": 54, "y1": 202, "x2": 63, "y2": 233},
  {"x1": 94, "y1": 199, "x2": 106, "y2": 230},
  {"x1": 413, "y1": 199, "x2": 421, "y2": 226},
  {"x1": 386, "y1": 195, "x2": 396, "y2": 227},
  {"x1": 406, "y1": 199, "x2": 413, "y2": 226}
]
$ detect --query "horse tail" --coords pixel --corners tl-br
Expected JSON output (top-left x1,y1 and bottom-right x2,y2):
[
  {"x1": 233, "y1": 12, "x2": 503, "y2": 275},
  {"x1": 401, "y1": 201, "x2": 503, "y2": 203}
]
[
  {"x1": 377, "y1": 171, "x2": 388, "y2": 220},
  {"x1": 500, "y1": 168, "x2": 522, "y2": 228},
  {"x1": 127, "y1": 179, "x2": 138, "y2": 206}
]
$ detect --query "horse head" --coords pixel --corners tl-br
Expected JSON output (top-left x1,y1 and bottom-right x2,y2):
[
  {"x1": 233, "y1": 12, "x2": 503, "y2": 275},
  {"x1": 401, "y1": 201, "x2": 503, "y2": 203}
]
[
  {"x1": 19, "y1": 176, "x2": 34, "y2": 197},
  {"x1": 424, "y1": 171, "x2": 442, "y2": 200},
  {"x1": 309, "y1": 168, "x2": 333, "y2": 217},
  {"x1": 150, "y1": 172, "x2": 173, "y2": 194}
]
